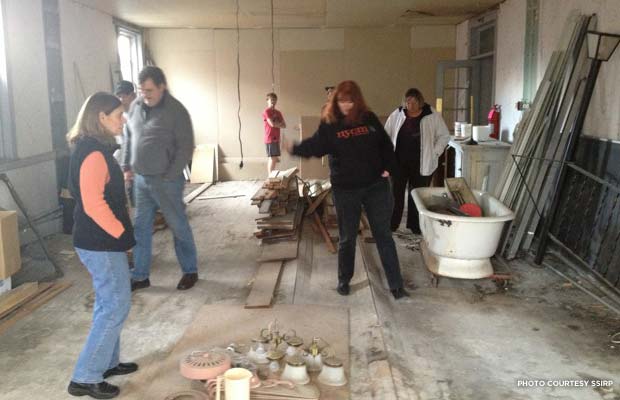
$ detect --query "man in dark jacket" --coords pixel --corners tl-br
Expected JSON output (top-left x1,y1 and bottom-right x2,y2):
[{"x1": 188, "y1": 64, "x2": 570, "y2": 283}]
[{"x1": 122, "y1": 66, "x2": 198, "y2": 291}]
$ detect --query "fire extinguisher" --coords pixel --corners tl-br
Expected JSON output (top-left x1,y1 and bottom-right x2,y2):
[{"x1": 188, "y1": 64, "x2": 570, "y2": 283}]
[{"x1": 488, "y1": 104, "x2": 501, "y2": 140}]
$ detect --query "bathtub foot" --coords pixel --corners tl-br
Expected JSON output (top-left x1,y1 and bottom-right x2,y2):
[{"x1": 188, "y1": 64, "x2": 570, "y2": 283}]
[{"x1": 420, "y1": 241, "x2": 494, "y2": 280}]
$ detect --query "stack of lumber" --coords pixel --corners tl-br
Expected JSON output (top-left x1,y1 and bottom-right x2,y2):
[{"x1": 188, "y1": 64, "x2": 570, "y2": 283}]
[
  {"x1": 252, "y1": 168, "x2": 304, "y2": 242},
  {"x1": 494, "y1": 14, "x2": 592, "y2": 259},
  {"x1": 251, "y1": 168, "x2": 299, "y2": 216}
]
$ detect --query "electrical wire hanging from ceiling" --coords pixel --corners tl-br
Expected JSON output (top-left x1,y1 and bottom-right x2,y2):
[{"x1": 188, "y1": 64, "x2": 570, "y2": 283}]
[
  {"x1": 235, "y1": 0, "x2": 244, "y2": 169},
  {"x1": 270, "y1": 0, "x2": 275, "y2": 92}
]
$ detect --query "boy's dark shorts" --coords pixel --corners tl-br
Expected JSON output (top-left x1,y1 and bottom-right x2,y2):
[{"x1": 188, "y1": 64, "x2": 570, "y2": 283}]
[{"x1": 266, "y1": 142, "x2": 281, "y2": 157}]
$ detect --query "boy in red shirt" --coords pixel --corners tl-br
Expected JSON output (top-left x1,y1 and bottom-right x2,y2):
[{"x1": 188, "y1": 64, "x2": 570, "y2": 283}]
[{"x1": 263, "y1": 92, "x2": 286, "y2": 174}]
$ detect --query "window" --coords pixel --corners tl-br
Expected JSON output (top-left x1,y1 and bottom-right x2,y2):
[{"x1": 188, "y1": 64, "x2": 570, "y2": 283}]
[
  {"x1": 469, "y1": 12, "x2": 497, "y2": 59},
  {"x1": 0, "y1": 1, "x2": 15, "y2": 161},
  {"x1": 115, "y1": 23, "x2": 143, "y2": 85}
]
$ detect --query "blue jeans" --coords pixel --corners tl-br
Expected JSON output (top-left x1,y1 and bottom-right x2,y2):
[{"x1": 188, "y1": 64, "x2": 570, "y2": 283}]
[
  {"x1": 73, "y1": 249, "x2": 131, "y2": 383},
  {"x1": 332, "y1": 178, "x2": 404, "y2": 290},
  {"x1": 132, "y1": 174, "x2": 197, "y2": 280}
]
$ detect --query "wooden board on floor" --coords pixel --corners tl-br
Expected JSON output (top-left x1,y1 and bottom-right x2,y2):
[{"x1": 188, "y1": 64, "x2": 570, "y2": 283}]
[
  {"x1": 0, "y1": 282, "x2": 38, "y2": 318},
  {"x1": 0, "y1": 281, "x2": 72, "y2": 335},
  {"x1": 184, "y1": 182, "x2": 213, "y2": 204},
  {"x1": 136, "y1": 304, "x2": 350, "y2": 400},
  {"x1": 245, "y1": 261, "x2": 283, "y2": 308},
  {"x1": 257, "y1": 238, "x2": 300, "y2": 262}
]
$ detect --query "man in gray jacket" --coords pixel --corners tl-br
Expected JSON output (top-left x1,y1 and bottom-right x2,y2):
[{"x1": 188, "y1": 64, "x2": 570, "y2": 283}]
[{"x1": 122, "y1": 66, "x2": 198, "y2": 291}]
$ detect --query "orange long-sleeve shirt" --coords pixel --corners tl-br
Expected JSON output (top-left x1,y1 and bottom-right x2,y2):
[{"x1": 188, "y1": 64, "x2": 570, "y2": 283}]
[{"x1": 79, "y1": 151, "x2": 125, "y2": 239}]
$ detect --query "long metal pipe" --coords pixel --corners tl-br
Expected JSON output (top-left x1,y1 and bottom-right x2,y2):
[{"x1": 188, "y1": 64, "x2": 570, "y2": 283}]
[{"x1": 0, "y1": 173, "x2": 64, "y2": 278}]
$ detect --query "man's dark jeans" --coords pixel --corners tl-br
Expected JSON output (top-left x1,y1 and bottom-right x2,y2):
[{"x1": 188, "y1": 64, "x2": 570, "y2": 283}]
[{"x1": 332, "y1": 178, "x2": 404, "y2": 290}]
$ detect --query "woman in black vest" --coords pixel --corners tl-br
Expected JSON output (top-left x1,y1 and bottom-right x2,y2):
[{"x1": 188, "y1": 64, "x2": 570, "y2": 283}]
[{"x1": 66, "y1": 92, "x2": 137, "y2": 399}]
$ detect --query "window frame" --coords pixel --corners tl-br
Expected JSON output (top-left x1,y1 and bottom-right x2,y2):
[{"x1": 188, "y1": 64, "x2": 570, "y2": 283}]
[
  {"x1": 469, "y1": 12, "x2": 497, "y2": 59},
  {"x1": 114, "y1": 19, "x2": 144, "y2": 86},
  {"x1": 0, "y1": 1, "x2": 16, "y2": 162}
]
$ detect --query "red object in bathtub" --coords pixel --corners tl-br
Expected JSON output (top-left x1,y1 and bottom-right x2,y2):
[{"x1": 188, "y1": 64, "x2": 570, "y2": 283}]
[{"x1": 459, "y1": 203, "x2": 482, "y2": 217}]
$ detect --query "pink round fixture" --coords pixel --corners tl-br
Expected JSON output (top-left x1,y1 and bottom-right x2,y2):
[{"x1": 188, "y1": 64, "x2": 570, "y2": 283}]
[{"x1": 180, "y1": 351, "x2": 231, "y2": 380}]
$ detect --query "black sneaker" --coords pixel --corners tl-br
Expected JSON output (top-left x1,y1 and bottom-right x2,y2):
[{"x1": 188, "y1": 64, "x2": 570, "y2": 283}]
[
  {"x1": 130, "y1": 278, "x2": 150, "y2": 292},
  {"x1": 68, "y1": 381, "x2": 120, "y2": 399},
  {"x1": 336, "y1": 282, "x2": 350, "y2": 296}
]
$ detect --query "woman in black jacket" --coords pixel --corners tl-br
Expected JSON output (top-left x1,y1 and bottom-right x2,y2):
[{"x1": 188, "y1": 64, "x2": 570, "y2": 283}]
[
  {"x1": 284, "y1": 80, "x2": 408, "y2": 299},
  {"x1": 66, "y1": 92, "x2": 137, "y2": 399}
]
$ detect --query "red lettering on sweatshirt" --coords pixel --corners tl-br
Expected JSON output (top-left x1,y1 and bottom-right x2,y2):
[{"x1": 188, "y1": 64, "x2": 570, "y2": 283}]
[{"x1": 336, "y1": 126, "x2": 369, "y2": 139}]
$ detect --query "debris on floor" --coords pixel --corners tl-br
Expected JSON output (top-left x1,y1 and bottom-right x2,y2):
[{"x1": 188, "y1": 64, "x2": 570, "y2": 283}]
[{"x1": 393, "y1": 230, "x2": 423, "y2": 252}]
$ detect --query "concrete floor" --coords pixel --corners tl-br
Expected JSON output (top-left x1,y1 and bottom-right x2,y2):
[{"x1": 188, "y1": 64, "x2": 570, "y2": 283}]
[{"x1": 0, "y1": 181, "x2": 619, "y2": 400}]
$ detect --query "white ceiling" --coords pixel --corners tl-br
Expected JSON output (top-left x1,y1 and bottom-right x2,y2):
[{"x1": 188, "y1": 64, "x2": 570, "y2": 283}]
[{"x1": 71, "y1": 0, "x2": 503, "y2": 29}]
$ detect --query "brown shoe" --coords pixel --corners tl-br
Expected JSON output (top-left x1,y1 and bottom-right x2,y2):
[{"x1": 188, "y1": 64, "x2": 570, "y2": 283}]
[{"x1": 177, "y1": 273, "x2": 198, "y2": 290}]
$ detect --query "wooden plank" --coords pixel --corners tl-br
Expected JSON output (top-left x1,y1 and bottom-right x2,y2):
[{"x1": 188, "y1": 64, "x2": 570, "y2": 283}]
[
  {"x1": 256, "y1": 210, "x2": 296, "y2": 224},
  {"x1": 197, "y1": 194, "x2": 245, "y2": 200},
  {"x1": 313, "y1": 213, "x2": 337, "y2": 253},
  {"x1": 189, "y1": 144, "x2": 215, "y2": 183},
  {"x1": 254, "y1": 230, "x2": 297, "y2": 241},
  {"x1": 183, "y1": 182, "x2": 213, "y2": 204},
  {"x1": 258, "y1": 199, "x2": 273, "y2": 214},
  {"x1": 279, "y1": 167, "x2": 298, "y2": 181},
  {"x1": 251, "y1": 188, "x2": 269, "y2": 200},
  {"x1": 253, "y1": 188, "x2": 279, "y2": 200},
  {"x1": 257, "y1": 239, "x2": 300, "y2": 262},
  {"x1": 445, "y1": 178, "x2": 478, "y2": 206},
  {"x1": 245, "y1": 261, "x2": 284, "y2": 308},
  {"x1": 0, "y1": 281, "x2": 72, "y2": 335},
  {"x1": 306, "y1": 189, "x2": 331, "y2": 216},
  {"x1": 257, "y1": 200, "x2": 305, "y2": 239},
  {"x1": 0, "y1": 282, "x2": 38, "y2": 318}
]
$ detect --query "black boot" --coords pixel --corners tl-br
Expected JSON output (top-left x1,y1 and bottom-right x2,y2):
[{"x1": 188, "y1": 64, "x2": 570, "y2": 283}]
[
  {"x1": 130, "y1": 278, "x2": 150, "y2": 292},
  {"x1": 336, "y1": 282, "x2": 350, "y2": 296},
  {"x1": 103, "y1": 362, "x2": 139, "y2": 378},
  {"x1": 177, "y1": 273, "x2": 198, "y2": 290},
  {"x1": 391, "y1": 287, "x2": 410, "y2": 299}
]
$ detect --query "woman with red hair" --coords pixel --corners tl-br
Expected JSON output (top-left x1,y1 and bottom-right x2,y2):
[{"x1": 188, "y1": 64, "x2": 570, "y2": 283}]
[{"x1": 284, "y1": 80, "x2": 408, "y2": 300}]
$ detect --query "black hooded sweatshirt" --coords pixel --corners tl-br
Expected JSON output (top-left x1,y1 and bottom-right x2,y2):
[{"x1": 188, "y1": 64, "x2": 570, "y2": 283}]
[{"x1": 292, "y1": 111, "x2": 396, "y2": 189}]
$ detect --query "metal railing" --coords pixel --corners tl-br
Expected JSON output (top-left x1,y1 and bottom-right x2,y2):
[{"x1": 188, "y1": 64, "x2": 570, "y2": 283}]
[
  {"x1": 507, "y1": 152, "x2": 620, "y2": 291},
  {"x1": 548, "y1": 162, "x2": 620, "y2": 289}
]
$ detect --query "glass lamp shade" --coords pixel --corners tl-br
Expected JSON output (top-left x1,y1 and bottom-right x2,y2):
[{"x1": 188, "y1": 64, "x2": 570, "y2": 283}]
[{"x1": 587, "y1": 30, "x2": 620, "y2": 61}]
